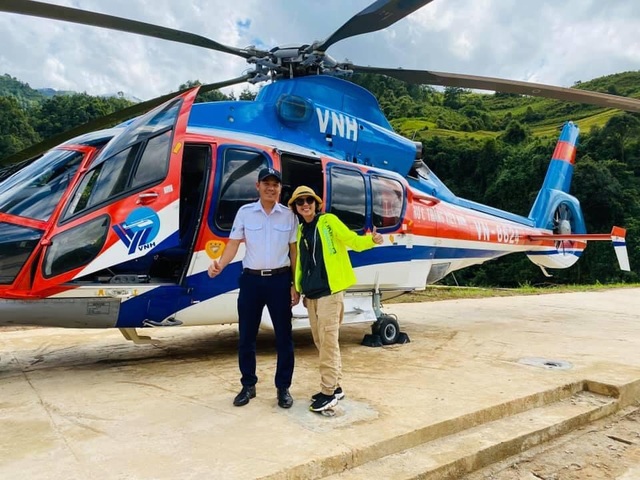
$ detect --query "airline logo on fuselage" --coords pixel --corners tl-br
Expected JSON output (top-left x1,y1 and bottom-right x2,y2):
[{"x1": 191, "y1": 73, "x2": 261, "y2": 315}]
[
  {"x1": 316, "y1": 107, "x2": 358, "y2": 142},
  {"x1": 113, "y1": 207, "x2": 160, "y2": 254}
]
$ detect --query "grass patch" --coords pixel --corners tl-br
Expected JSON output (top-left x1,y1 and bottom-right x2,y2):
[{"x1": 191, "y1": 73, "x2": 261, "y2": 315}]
[
  {"x1": 574, "y1": 109, "x2": 621, "y2": 132},
  {"x1": 383, "y1": 283, "x2": 638, "y2": 304}
]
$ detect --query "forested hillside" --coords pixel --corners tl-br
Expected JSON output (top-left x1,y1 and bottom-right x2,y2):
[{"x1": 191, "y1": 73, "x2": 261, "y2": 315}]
[{"x1": 1, "y1": 71, "x2": 639, "y2": 287}]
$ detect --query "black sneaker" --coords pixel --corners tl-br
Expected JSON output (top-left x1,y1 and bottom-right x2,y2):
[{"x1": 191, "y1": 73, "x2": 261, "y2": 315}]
[
  {"x1": 311, "y1": 387, "x2": 344, "y2": 402},
  {"x1": 310, "y1": 393, "x2": 338, "y2": 412}
]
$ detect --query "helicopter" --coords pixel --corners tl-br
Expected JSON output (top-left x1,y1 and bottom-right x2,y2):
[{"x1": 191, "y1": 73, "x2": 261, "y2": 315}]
[{"x1": 0, "y1": 0, "x2": 634, "y2": 346}]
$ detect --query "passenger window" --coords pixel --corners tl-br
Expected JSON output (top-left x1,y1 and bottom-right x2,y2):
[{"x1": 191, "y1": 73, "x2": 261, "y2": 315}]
[
  {"x1": 329, "y1": 168, "x2": 366, "y2": 231},
  {"x1": 371, "y1": 175, "x2": 404, "y2": 229},
  {"x1": 213, "y1": 148, "x2": 268, "y2": 231}
]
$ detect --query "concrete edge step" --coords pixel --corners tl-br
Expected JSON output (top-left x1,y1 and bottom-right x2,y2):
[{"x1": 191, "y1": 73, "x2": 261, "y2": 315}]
[
  {"x1": 323, "y1": 389, "x2": 618, "y2": 480},
  {"x1": 259, "y1": 379, "x2": 640, "y2": 480}
]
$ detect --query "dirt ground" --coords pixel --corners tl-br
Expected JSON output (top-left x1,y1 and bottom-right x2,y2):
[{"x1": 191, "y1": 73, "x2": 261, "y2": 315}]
[{"x1": 465, "y1": 406, "x2": 640, "y2": 480}]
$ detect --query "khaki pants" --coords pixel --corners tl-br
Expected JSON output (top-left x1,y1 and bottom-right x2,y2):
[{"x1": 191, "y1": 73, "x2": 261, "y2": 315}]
[{"x1": 306, "y1": 291, "x2": 344, "y2": 395}]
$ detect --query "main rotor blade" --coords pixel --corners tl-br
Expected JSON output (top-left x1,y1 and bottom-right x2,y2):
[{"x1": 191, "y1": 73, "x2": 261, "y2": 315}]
[
  {"x1": 313, "y1": 0, "x2": 435, "y2": 53},
  {"x1": 0, "y1": 74, "x2": 252, "y2": 167},
  {"x1": 0, "y1": 0, "x2": 256, "y2": 59},
  {"x1": 352, "y1": 66, "x2": 640, "y2": 113}
]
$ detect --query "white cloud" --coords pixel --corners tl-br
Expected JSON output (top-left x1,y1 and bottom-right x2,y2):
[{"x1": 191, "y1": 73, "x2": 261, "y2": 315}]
[{"x1": 1, "y1": 0, "x2": 639, "y2": 100}]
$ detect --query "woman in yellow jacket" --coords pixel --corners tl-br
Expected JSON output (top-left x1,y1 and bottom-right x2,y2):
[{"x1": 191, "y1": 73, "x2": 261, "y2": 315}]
[{"x1": 288, "y1": 185, "x2": 383, "y2": 412}]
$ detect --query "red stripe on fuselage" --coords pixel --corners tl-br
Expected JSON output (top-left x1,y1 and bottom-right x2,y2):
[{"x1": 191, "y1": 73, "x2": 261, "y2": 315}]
[{"x1": 551, "y1": 141, "x2": 576, "y2": 165}]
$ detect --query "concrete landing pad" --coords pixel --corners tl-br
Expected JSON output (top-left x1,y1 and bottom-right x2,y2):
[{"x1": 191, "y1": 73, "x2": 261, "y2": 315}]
[{"x1": 1, "y1": 288, "x2": 639, "y2": 479}]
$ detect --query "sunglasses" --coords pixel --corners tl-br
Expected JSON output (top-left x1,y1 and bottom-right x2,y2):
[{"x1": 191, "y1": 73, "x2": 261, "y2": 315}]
[{"x1": 295, "y1": 196, "x2": 316, "y2": 206}]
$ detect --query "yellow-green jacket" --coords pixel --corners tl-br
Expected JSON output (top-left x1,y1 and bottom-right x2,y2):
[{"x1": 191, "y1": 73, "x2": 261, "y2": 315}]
[{"x1": 294, "y1": 213, "x2": 376, "y2": 294}]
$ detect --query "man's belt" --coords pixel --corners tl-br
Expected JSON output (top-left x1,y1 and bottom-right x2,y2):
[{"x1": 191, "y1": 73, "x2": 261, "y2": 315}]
[{"x1": 243, "y1": 267, "x2": 290, "y2": 276}]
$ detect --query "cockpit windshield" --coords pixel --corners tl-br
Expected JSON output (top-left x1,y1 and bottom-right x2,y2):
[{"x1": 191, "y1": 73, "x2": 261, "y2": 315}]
[{"x1": 0, "y1": 149, "x2": 84, "y2": 221}]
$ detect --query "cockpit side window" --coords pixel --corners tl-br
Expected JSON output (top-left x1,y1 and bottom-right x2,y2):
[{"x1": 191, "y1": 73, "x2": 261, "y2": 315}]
[
  {"x1": 88, "y1": 146, "x2": 138, "y2": 207},
  {"x1": 60, "y1": 100, "x2": 180, "y2": 223},
  {"x1": 93, "y1": 100, "x2": 180, "y2": 167},
  {"x1": 42, "y1": 215, "x2": 109, "y2": 278},
  {"x1": 63, "y1": 144, "x2": 138, "y2": 218},
  {"x1": 131, "y1": 130, "x2": 172, "y2": 188},
  {"x1": 62, "y1": 129, "x2": 171, "y2": 221}
]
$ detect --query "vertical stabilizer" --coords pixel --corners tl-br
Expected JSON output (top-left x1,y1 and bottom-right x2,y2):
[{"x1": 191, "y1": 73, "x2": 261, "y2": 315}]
[
  {"x1": 529, "y1": 122, "x2": 585, "y2": 232},
  {"x1": 540, "y1": 121, "x2": 579, "y2": 193}
]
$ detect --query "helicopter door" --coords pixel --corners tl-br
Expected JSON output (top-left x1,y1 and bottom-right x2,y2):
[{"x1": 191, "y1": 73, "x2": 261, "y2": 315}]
[{"x1": 31, "y1": 89, "x2": 199, "y2": 292}]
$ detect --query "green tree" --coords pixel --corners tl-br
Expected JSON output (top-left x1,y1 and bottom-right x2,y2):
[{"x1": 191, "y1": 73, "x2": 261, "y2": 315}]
[
  {"x1": 601, "y1": 113, "x2": 640, "y2": 163},
  {"x1": 0, "y1": 96, "x2": 40, "y2": 161},
  {"x1": 443, "y1": 87, "x2": 465, "y2": 109},
  {"x1": 523, "y1": 106, "x2": 542, "y2": 123},
  {"x1": 501, "y1": 120, "x2": 529, "y2": 144},
  {"x1": 0, "y1": 73, "x2": 44, "y2": 108},
  {"x1": 31, "y1": 93, "x2": 132, "y2": 140},
  {"x1": 238, "y1": 87, "x2": 257, "y2": 101}
]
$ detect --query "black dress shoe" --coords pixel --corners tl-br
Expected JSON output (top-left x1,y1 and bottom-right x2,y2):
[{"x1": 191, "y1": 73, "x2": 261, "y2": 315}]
[
  {"x1": 233, "y1": 386, "x2": 256, "y2": 406},
  {"x1": 277, "y1": 388, "x2": 293, "y2": 409}
]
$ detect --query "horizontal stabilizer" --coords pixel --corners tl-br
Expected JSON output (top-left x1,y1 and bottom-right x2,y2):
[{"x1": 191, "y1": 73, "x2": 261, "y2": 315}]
[{"x1": 529, "y1": 226, "x2": 630, "y2": 271}]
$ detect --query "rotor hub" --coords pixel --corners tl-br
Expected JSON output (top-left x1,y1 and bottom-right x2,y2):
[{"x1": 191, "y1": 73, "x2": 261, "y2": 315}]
[{"x1": 247, "y1": 46, "x2": 353, "y2": 83}]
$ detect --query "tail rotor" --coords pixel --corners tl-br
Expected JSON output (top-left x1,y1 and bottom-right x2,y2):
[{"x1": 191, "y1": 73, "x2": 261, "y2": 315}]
[{"x1": 553, "y1": 202, "x2": 574, "y2": 255}]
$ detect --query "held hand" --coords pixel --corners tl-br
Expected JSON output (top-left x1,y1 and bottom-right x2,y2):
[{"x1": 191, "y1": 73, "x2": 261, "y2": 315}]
[
  {"x1": 207, "y1": 260, "x2": 223, "y2": 278},
  {"x1": 290, "y1": 286, "x2": 300, "y2": 306},
  {"x1": 371, "y1": 226, "x2": 383, "y2": 245}
]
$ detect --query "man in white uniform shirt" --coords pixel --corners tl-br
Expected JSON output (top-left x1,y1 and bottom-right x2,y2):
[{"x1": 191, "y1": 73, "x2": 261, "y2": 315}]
[{"x1": 208, "y1": 167, "x2": 299, "y2": 408}]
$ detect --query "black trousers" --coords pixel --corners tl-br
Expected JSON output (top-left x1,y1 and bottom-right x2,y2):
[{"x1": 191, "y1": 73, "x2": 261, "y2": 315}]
[{"x1": 237, "y1": 271, "x2": 294, "y2": 389}]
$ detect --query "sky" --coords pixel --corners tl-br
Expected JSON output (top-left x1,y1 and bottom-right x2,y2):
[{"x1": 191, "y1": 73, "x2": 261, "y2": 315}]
[{"x1": 1, "y1": 0, "x2": 639, "y2": 102}]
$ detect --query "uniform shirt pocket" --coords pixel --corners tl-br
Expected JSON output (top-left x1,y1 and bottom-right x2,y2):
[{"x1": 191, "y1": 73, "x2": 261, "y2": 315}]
[
  {"x1": 244, "y1": 223, "x2": 264, "y2": 243},
  {"x1": 273, "y1": 223, "x2": 292, "y2": 241}
]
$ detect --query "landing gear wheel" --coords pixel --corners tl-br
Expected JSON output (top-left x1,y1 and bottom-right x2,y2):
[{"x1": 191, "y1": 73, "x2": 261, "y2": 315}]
[{"x1": 374, "y1": 314, "x2": 400, "y2": 345}]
